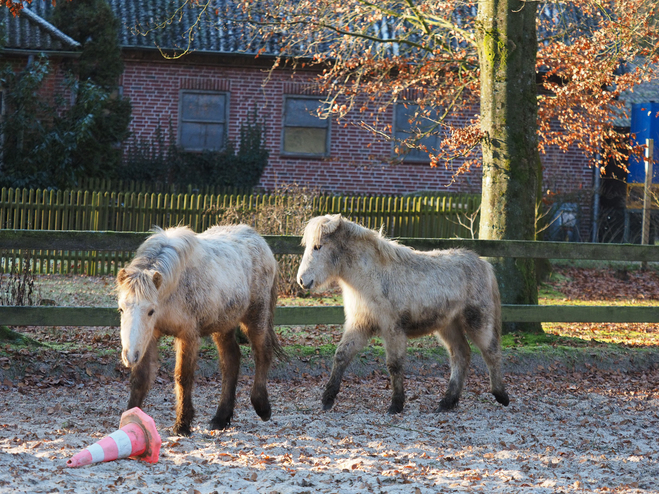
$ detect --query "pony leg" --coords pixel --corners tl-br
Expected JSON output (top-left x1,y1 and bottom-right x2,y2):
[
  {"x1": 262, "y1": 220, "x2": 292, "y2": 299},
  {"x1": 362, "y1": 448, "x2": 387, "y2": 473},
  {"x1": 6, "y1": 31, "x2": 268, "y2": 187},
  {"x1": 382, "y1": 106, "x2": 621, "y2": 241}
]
[
  {"x1": 461, "y1": 306, "x2": 510, "y2": 407},
  {"x1": 435, "y1": 321, "x2": 471, "y2": 412},
  {"x1": 323, "y1": 326, "x2": 370, "y2": 411},
  {"x1": 172, "y1": 335, "x2": 200, "y2": 436},
  {"x1": 382, "y1": 330, "x2": 407, "y2": 414},
  {"x1": 471, "y1": 328, "x2": 509, "y2": 406},
  {"x1": 209, "y1": 330, "x2": 241, "y2": 430},
  {"x1": 127, "y1": 337, "x2": 158, "y2": 410},
  {"x1": 244, "y1": 323, "x2": 274, "y2": 422}
]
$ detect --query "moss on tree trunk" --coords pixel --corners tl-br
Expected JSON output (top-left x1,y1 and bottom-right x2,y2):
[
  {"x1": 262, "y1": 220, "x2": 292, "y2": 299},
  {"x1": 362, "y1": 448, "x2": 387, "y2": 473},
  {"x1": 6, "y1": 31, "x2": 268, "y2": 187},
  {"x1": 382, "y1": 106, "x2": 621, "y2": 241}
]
[{"x1": 477, "y1": 0, "x2": 542, "y2": 333}]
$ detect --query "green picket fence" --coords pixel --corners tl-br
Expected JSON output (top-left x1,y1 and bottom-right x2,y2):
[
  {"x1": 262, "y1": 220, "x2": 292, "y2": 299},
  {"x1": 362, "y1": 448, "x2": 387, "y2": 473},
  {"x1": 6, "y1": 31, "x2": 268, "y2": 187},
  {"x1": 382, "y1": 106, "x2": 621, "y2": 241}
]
[
  {"x1": 77, "y1": 177, "x2": 251, "y2": 197},
  {"x1": 0, "y1": 187, "x2": 480, "y2": 275}
]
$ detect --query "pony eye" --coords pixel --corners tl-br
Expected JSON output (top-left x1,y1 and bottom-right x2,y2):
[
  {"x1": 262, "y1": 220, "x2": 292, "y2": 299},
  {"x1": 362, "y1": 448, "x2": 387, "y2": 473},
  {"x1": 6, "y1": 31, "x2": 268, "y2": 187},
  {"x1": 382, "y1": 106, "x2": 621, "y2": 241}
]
[
  {"x1": 118, "y1": 308, "x2": 124, "y2": 314},
  {"x1": 148, "y1": 309, "x2": 155, "y2": 317},
  {"x1": 313, "y1": 244, "x2": 322, "y2": 251}
]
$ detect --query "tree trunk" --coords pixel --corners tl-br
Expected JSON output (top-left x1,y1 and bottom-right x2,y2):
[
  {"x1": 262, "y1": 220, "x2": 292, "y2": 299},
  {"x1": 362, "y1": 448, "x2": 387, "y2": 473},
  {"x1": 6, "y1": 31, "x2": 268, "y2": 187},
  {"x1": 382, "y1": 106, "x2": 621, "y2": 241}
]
[{"x1": 477, "y1": 0, "x2": 542, "y2": 333}]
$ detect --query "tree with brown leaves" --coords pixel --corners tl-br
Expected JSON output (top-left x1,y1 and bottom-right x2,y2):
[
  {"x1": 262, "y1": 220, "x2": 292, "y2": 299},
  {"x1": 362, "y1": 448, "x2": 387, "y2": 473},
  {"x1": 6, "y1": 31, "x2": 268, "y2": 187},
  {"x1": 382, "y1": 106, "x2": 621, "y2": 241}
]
[{"x1": 226, "y1": 0, "x2": 658, "y2": 332}]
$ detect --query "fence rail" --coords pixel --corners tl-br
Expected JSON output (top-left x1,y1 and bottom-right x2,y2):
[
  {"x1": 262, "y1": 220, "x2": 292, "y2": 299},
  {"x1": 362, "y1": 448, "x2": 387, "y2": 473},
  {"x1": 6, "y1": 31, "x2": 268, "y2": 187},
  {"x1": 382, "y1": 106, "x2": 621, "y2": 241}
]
[
  {"x1": 1, "y1": 305, "x2": 657, "y2": 327},
  {"x1": 1, "y1": 230, "x2": 657, "y2": 260},
  {"x1": 0, "y1": 230, "x2": 658, "y2": 326}
]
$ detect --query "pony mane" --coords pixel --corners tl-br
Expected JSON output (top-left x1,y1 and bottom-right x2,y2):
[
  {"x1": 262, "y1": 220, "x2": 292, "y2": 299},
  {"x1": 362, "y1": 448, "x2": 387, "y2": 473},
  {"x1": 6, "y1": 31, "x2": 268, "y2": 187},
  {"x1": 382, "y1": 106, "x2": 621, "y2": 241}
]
[
  {"x1": 304, "y1": 215, "x2": 414, "y2": 263},
  {"x1": 119, "y1": 226, "x2": 199, "y2": 301}
]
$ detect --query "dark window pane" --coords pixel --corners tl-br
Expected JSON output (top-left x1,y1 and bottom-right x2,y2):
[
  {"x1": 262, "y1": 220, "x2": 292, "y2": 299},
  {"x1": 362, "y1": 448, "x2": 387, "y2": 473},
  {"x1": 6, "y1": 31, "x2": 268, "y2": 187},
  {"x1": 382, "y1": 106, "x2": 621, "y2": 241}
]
[
  {"x1": 395, "y1": 104, "x2": 417, "y2": 131},
  {"x1": 284, "y1": 98, "x2": 327, "y2": 127},
  {"x1": 202, "y1": 123, "x2": 225, "y2": 150},
  {"x1": 180, "y1": 122, "x2": 225, "y2": 150},
  {"x1": 283, "y1": 127, "x2": 327, "y2": 155},
  {"x1": 394, "y1": 103, "x2": 441, "y2": 160},
  {"x1": 180, "y1": 122, "x2": 206, "y2": 149},
  {"x1": 181, "y1": 93, "x2": 226, "y2": 123}
]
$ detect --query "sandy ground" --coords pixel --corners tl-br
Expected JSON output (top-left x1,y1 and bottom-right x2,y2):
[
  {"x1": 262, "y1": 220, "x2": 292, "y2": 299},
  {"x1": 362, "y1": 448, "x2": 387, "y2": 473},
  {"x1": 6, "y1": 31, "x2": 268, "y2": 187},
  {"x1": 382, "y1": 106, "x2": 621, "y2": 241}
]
[{"x1": 1, "y1": 368, "x2": 658, "y2": 493}]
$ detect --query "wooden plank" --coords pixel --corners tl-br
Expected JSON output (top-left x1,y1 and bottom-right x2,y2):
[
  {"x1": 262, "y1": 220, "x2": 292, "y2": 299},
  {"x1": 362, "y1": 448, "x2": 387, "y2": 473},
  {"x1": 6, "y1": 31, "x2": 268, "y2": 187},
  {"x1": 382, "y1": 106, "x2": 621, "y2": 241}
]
[
  {"x1": 274, "y1": 306, "x2": 345, "y2": 325},
  {"x1": 399, "y1": 238, "x2": 659, "y2": 261},
  {"x1": 0, "y1": 307, "x2": 120, "y2": 326},
  {"x1": 0, "y1": 231, "x2": 150, "y2": 251},
  {"x1": 262, "y1": 235, "x2": 305, "y2": 255},
  {"x1": 0, "y1": 304, "x2": 658, "y2": 327},
  {"x1": 501, "y1": 305, "x2": 659, "y2": 323},
  {"x1": 1, "y1": 231, "x2": 659, "y2": 261}
]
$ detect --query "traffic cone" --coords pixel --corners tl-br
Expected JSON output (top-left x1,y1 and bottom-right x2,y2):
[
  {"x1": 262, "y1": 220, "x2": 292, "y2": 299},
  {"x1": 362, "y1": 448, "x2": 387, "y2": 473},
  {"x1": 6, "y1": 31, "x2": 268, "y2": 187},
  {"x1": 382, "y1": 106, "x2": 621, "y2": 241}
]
[{"x1": 66, "y1": 407, "x2": 161, "y2": 468}]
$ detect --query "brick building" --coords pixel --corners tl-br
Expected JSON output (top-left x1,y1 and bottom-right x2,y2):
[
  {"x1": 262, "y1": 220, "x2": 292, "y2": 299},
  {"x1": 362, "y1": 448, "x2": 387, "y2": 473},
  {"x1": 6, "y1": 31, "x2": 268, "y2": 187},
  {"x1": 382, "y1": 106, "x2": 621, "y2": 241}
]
[{"x1": 4, "y1": 1, "x2": 601, "y2": 239}]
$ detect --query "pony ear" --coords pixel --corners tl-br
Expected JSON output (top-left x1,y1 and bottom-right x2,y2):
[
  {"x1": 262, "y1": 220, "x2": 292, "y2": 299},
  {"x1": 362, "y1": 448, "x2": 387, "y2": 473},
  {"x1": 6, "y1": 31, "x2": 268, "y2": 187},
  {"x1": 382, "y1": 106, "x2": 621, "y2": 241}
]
[
  {"x1": 117, "y1": 268, "x2": 128, "y2": 285},
  {"x1": 152, "y1": 271, "x2": 163, "y2": 290},
  {"x1": 322, "y1": 214, "x2": 343, "y2": 236}
]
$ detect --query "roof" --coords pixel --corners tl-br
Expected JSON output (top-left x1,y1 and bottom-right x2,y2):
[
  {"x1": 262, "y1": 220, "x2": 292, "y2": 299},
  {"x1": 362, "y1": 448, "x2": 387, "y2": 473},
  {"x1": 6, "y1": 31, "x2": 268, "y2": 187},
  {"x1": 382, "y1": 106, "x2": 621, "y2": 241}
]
[
  {"x1": 4, "y1": 0, "x2": 273, "y2": 56},
  {"x1": 8, "y1": 1, "x2": 639, "y2": 60},
  {"x1": 0, "y1": 3, "x2": 81, "y2": 53},
  {"x1": 5, "y1": 0, "x2": 658, "y2": 122},
  {"x1": 108, "y1": 0, "x2": 271, "y2": 55}
]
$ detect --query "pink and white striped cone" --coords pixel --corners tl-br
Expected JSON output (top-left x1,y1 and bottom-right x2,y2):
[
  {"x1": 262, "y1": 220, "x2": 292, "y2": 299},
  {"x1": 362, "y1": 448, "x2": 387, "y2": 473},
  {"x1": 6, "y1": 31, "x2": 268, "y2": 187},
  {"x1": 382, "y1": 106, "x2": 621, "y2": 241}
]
[{"x1": 66, "y1": 407, "x2": 161, "y2": 468}]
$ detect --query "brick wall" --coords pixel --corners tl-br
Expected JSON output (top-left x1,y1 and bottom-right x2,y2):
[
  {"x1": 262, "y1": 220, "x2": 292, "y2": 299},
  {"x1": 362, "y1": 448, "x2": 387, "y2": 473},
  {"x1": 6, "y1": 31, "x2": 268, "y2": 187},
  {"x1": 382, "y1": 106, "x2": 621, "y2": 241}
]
[{"x1": 120, "y1": 54, "x2": 595, "y2": 238}]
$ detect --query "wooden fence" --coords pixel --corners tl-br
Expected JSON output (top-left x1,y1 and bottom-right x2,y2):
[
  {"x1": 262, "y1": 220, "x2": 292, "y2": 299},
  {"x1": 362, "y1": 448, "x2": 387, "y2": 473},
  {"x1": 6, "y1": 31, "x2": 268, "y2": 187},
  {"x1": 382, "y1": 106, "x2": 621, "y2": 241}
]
[
  {"x1": 77, "y1": 177, "x2": 250, "y2": 196},
  {"x1": 0, "y1": 230, "x2": 658, "y2": 326},
  {"x1": 0, "y1": 187, "x2": 480, "y2": 274}
]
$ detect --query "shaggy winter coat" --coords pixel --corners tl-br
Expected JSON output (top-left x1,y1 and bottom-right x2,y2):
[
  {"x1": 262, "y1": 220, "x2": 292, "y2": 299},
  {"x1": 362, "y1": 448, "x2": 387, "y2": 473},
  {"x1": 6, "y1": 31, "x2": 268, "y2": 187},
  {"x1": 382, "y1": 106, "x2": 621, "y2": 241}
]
[
  {"x1": 297, "y1": 214, "x2": 509, "y2": 413},
  {"x1": 116, "y1": 225, "x2": 283, "y2": 436}
]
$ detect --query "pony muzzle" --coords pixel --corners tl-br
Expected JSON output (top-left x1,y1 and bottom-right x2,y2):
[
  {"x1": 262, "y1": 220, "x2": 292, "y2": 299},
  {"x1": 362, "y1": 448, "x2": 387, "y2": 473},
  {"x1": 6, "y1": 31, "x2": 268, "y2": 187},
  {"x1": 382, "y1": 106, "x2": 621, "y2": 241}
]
[
  {"x1": 298, "y1": 276, "x2": 314, "y2": 290},
  {"x1": 122, "y1": 348, "x2": 141, "y2": 368}
]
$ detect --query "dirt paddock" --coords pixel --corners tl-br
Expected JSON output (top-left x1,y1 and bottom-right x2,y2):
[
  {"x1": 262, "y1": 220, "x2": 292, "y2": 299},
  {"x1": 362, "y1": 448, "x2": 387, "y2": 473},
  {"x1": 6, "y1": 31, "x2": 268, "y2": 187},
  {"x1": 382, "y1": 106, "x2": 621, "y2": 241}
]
[{"x1": 1, "y1": 366, "x2": 658, "y2": 493}]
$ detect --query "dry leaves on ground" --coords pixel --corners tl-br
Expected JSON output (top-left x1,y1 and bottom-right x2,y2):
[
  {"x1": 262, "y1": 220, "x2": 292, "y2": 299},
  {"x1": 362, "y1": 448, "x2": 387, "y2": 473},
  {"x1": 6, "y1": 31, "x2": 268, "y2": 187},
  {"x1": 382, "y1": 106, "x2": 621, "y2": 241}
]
[
  {"x1": 1, "y1": 369, "x2": 658, "y2": 493},
  {"x1": 547, "y1": 266, "x2": 659, "y2": 301}
]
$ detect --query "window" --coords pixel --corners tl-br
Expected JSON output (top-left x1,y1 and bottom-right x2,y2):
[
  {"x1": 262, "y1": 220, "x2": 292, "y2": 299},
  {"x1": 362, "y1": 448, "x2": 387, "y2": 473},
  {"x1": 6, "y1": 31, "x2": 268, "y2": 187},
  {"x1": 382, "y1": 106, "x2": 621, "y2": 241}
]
[
  {"x1": 394, "y1": 103, "x2": 442, "y2": 162},
  {"x1": 179, "y1": 91, "x2": 228, "y2": 151},
  {"x1": 282, "y1": 97, "x2": 329, "y2": 156}
]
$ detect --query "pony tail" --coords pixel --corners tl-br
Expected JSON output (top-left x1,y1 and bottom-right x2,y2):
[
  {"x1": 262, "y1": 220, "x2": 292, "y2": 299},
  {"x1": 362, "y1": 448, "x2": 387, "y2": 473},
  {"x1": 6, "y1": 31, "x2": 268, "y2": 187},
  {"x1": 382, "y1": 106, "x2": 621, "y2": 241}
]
[{"x1": 490, "y1": 264, "x2": 503, "y2": 338}]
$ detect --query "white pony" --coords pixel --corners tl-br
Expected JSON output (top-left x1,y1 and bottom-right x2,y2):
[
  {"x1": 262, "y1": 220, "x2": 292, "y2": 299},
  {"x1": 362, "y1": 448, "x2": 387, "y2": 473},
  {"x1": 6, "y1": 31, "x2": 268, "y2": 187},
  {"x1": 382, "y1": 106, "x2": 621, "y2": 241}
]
[
  {"x1": 116, "y1": 225, "x2": 283, "y2": 436},
  {"x1": 297, "y1": 214, "x2": 509, "y2": 414}
]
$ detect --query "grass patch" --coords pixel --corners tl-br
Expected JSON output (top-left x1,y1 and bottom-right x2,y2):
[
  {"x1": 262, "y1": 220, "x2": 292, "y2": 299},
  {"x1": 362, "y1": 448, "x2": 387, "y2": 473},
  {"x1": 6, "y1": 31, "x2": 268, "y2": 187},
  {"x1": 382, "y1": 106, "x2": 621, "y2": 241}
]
[
  {"x1": 278, "y1": 294, "x2": 343, "y2": 307},
  {"x1": 501, "y1": 331, "x2": 602, "y2": 349}
]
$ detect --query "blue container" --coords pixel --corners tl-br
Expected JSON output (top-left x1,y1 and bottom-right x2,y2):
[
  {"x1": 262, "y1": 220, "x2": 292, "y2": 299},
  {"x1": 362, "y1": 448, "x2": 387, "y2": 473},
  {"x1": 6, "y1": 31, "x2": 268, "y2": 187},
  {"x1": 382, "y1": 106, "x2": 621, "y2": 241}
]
[{"x1": 628, "y1": 102, "x2": 659, "y2": 184}]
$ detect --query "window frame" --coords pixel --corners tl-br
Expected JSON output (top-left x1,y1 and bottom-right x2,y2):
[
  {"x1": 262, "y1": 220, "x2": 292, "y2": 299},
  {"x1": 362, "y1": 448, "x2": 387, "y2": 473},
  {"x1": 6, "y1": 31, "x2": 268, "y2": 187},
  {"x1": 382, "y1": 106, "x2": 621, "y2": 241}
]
[
  {"x1": 393, "y1": 102, "x2": 442, "y2": 163},
  {"x1": 177, "y1": 90, "x2": 229, "y2": 152},
  {"x1": 281, "y1": 95, "x2": 331, "y2": 158}
]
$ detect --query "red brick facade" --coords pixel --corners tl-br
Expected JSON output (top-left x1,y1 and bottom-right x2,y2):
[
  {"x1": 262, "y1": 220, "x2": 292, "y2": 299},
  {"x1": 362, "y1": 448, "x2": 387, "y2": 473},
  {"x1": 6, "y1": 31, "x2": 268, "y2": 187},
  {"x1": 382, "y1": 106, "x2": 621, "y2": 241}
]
[
  {"x1": 119, "y1": 52, "x2": 595, "y2": 238},
  {"x1": 121, "y1": 53, "x2": 593, "y2": 197}
]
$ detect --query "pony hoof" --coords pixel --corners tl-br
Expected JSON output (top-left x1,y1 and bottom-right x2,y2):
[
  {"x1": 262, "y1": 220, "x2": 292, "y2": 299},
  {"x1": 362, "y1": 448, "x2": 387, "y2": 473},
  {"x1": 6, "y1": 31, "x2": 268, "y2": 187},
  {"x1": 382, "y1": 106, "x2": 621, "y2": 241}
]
[
  {"x1": 321, "y1": 399, "x2": 335, "y2": 411},
  {"x1": 209, "y1": 416, "x2": 232, "y2": 430},
  {"x1": 256, "y1": 407, "x2": 272, "y2": 422},
  {"x1": 436, "y1": 397, "x2": 459, "y2": 412},
  {"x1": 493, "y1": 391, "x2": 510, "y2": 406},
  {"x1": 251, "y1": 395, "x2": 272, "y2": 422},
  {"x1": 172, "y1": 423, "x2": 192, "y2": 437},
  {"x1": 387, "y1": 403, "x2": 404, "y2": 415}
]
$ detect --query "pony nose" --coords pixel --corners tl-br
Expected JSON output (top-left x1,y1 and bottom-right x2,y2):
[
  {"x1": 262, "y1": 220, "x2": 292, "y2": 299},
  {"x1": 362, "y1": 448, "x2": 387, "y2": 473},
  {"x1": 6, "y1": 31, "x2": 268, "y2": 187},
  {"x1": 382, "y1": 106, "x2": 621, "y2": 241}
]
[
  {"x1": 299, "y1": 278, "x2": 314, "y2": 290},
  {"x1": 122, "y1": 348, "x2": 140, "y2": 367}
]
